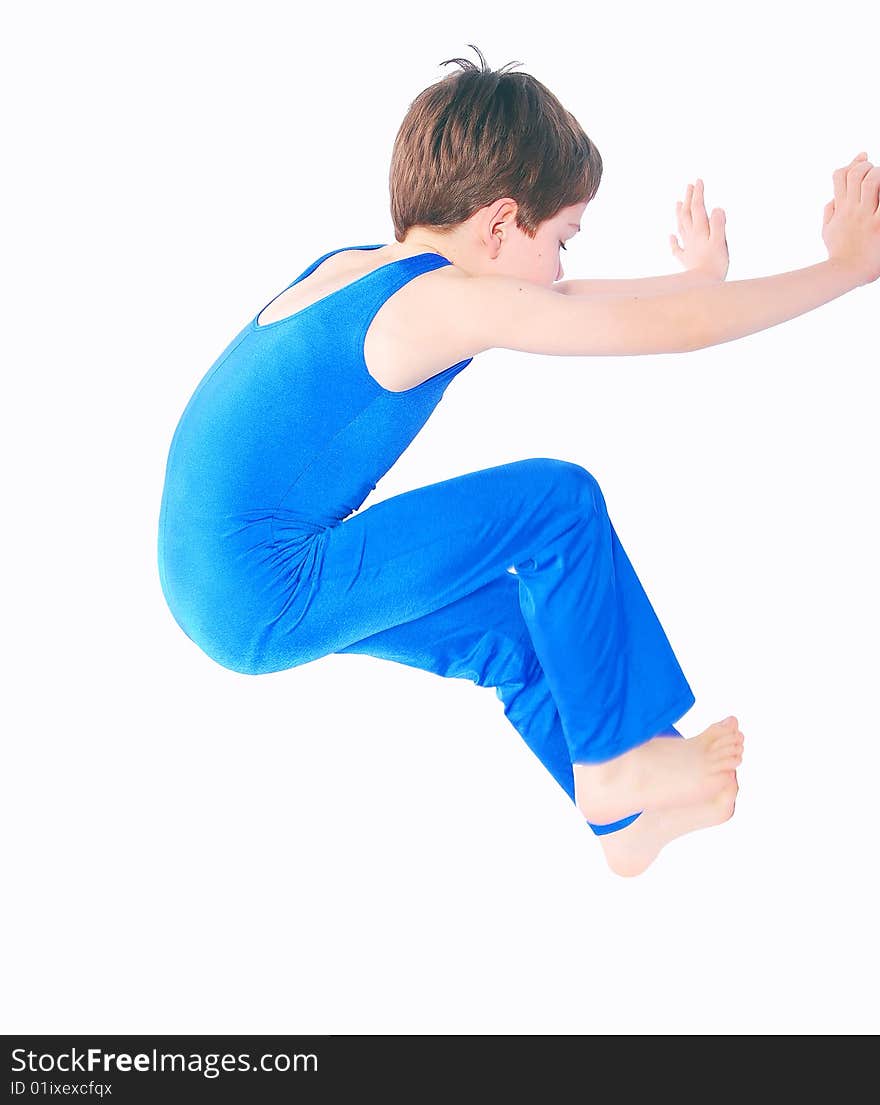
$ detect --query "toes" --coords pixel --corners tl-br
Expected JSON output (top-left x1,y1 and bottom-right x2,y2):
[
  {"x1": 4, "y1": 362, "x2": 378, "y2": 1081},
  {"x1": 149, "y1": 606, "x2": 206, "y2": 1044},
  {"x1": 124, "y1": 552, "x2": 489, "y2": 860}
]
[
  {"x1": 713, "y1": 735, "x2": 743, "y2": 757},
  {"x1": 713, "y1": 786, "x2": 738, "y2": 822}
]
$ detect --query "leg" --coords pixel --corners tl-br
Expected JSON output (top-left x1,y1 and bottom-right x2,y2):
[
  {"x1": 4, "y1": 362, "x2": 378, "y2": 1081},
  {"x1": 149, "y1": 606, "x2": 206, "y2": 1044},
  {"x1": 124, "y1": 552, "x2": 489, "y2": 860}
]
[
  {"x1": 255, "y1": 458, "x2": 697, "y2": 777},
  {"x1": 334, "y1": 571, "x2": 685, "y2": 834}
]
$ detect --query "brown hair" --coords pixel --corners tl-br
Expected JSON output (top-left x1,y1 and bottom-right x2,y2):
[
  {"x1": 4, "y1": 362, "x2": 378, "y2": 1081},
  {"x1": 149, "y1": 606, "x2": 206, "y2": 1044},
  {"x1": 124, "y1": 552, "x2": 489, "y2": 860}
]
[{"x1": 389, "y1": 44, "x2": 603, "y2": 242}]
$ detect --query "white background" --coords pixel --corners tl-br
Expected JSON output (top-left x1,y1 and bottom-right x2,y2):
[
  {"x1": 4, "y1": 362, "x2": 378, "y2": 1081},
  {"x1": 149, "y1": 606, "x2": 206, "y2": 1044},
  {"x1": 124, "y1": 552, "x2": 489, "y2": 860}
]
[{"x1": 4, "y1": 0, "x2": 878, "y2": 1035}]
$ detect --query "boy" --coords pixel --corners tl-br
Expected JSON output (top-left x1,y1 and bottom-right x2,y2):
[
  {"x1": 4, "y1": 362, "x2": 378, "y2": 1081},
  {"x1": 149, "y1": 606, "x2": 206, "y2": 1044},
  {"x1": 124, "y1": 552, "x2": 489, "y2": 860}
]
[{"x1": 157, "y1": 46, "x2": 878, "y2": 876}]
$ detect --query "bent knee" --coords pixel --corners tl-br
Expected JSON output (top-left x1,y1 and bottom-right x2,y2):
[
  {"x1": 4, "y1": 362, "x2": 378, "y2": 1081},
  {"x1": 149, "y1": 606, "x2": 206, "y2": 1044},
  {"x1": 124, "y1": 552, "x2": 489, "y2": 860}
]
[{"x1": 522, "y1": 457, "x2": 606, "y2": 516}]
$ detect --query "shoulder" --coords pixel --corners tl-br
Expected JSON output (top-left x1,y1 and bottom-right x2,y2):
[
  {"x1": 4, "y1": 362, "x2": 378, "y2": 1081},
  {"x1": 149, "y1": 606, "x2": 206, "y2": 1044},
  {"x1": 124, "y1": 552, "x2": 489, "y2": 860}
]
[
  {"x1": 378, "y1": 262, "x2": 481, "y2": 368},
  {"x1": 407, "y1": 266, "x2": 572, "y2": 358}
]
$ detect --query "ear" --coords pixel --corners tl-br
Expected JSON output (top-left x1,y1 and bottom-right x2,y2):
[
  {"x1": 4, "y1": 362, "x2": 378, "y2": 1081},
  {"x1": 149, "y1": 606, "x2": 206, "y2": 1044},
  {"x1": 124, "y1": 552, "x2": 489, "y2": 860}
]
[{"x1": 486, "y1": 198, "x2": 518, "y2": 254}]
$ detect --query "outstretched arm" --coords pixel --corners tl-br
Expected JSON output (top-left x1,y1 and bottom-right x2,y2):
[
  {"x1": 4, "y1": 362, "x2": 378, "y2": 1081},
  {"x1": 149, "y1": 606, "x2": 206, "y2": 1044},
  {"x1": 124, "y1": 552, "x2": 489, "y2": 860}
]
[
  {"x1": 454, "y1": 153, "x2": 878, "y2": 359},
  {"x1": 465, "y1": 258, "x2": 863, "y2": 359},
  {"x1": 554, "y1": 269, "x2": 719, "y2": 297},
  {"x1": 555, "y1": 178, "x2": 729, "y2": 298}
]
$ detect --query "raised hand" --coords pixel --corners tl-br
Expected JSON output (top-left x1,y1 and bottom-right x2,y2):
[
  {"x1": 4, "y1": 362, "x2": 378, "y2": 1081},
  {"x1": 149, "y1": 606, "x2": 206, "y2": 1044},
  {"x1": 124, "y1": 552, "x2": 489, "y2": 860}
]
[
  {"x1": 822, "y1": 151, "x2": 880, "y2": 286},
  {"x1": 670, "y1": 178, "x2": 729, "y2": 281}
]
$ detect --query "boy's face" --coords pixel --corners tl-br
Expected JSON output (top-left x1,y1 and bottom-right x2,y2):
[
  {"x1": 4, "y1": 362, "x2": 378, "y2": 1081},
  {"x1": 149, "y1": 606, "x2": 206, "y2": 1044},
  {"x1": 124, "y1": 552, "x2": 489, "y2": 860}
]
[{"x1": 501, "y1": 200, "x2": 587, "y2": 286}]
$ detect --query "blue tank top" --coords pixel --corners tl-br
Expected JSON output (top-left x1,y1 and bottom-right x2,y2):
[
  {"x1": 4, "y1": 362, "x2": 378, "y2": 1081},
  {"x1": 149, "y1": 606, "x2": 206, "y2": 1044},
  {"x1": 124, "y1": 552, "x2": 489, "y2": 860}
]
[{"x1": 157, "y1": 244, "x2": 473, "y2": 662}]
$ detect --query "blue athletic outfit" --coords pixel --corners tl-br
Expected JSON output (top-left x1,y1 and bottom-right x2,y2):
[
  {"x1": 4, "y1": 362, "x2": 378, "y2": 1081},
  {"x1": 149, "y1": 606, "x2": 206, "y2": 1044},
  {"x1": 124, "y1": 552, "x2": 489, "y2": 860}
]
[{"x1": 157, "y1": 244, "x2": 694, "y2": 834}]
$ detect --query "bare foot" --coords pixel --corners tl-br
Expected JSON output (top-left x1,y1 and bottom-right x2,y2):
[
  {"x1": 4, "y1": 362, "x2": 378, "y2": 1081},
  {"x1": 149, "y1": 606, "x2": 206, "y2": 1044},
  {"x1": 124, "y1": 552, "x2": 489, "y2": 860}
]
[
  {"x1": 599, "y1": 772, "x2": 739, "y2": 877},
  {"x1": 573, "y1": 717, "x2": 744, "y2": 825}
]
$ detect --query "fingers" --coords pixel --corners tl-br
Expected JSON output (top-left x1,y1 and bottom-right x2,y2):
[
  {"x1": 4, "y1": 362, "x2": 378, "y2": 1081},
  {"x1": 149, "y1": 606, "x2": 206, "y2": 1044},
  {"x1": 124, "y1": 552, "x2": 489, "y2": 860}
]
[
  {"x1": 676, "y1": 186, "x2": 692, "y2": 231},
  {"x1": 677, "y1": 179, "x2": 710, "y2": 233},
  {"x1": 691, "y1": 178, "x2": 709, "y2": 233},
  {"x1": 683, "y1": 181, "x2": 694, "y2": 226},
  {"x1": 833, "y1": 164, "x2": 848, "y2": 206},
  {"x1": 850, "y1": 160, "x2": 876, "y2": 201},
  {"x1": 833, "y1": 151, "x2": 873, "y2": 206},
  {"x1": 861, "y1": 164, "x2": 880, "y2": 214},
  {"x1": 709, "y1": 207, "x2": 726, "y2": 242}
]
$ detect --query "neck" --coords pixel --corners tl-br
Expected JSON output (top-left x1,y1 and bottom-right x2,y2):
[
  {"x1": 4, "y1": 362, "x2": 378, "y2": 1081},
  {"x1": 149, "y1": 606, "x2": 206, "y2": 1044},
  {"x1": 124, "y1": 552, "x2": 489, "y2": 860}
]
[{"x1": 396, "y1": 225, "x2": 478, "y2": 273}]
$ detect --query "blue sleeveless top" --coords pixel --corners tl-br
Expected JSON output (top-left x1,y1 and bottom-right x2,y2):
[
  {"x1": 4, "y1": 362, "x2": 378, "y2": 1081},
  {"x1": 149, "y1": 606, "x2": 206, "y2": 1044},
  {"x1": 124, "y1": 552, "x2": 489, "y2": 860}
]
[{"x1": 157, "y1": 244, "x2": 473, "y2": 666}]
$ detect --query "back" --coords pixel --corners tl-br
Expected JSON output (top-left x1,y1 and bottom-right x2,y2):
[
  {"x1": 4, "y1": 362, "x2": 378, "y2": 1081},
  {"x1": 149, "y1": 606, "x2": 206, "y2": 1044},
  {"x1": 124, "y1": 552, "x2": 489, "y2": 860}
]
[{"x1": 157, "y1": 245, "x2": 473, "y2": 657}]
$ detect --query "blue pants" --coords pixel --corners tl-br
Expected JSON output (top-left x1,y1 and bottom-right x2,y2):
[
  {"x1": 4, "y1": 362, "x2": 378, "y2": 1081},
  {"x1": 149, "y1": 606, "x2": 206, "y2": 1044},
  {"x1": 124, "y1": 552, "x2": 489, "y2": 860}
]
[{"x1": 202, "y1": 458, "x2": 695, "y2": 835}]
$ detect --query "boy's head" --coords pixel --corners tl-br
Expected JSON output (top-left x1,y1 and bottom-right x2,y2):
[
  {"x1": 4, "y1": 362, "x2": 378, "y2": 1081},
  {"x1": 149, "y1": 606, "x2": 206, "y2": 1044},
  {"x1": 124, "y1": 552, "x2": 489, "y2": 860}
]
[{"x1": 389, "y1": 44, "x2": 602, "y2": 285}]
